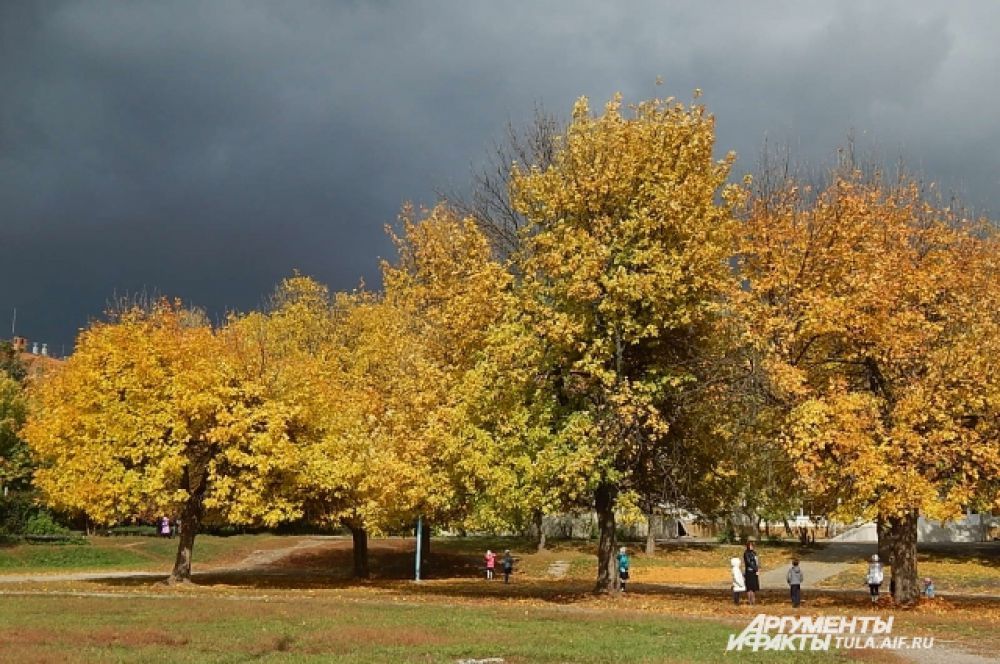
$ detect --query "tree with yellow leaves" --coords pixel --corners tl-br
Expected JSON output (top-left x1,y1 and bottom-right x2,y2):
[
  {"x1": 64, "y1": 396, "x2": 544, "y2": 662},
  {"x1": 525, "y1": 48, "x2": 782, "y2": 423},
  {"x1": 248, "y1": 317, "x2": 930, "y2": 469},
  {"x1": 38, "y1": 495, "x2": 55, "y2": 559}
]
[
  {"x1": 376, "y1": 203, "x2": 512, "y2": 568},
  {"x1": 740, "y1": 169, "x2": 1000, "y2": 603},
  {"x1": 289, "y1": 206, "x2": 511, "y2": 577},
  {"x1": 23, "y1": 300, "x2": 310, "y2": 583},
  {"x1": 510, "y1": 93, "x2": 744, "y2": 592}
]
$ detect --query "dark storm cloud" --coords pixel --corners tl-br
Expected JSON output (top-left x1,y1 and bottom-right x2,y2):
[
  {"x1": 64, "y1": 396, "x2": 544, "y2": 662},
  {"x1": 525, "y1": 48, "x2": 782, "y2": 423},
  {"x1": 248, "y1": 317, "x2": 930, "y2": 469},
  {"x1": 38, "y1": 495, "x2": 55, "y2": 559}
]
[{"x1": 2, "y1": 1, "x2": 999, "y2": 352}]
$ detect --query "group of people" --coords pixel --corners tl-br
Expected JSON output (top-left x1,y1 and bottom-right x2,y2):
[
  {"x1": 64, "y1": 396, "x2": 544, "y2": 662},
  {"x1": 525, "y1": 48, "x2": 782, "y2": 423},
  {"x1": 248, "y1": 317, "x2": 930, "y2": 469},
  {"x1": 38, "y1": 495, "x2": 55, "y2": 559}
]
[
  {"x1": 482, "y1": 546, "x2": 632, "y2": 591},
  {"x1": 865, "y1": 554, "x2": 935, "y2": 602},
  {"x1": 730, "y1": 539, "x2": 765, "y2": 605},
  {"x1": 732, "y1": 546, "x2": 937, "y2": 608},
  {"x1": 483, "y1": 549, "x2": 514, "y2": 583},
  {"x1": 483, "y1": 539, "x2": 938, "y2": 604}
]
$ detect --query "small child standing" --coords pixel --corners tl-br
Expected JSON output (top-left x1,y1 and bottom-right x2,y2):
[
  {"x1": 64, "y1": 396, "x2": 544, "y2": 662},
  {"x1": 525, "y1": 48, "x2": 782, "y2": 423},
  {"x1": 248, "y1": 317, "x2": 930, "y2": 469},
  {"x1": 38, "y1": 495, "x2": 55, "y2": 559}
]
[
  {"x1": 484, "y1": 549, "x2": 496, "y2": 580},
  {"x1": 923, "y1": 577, "x2": 935, "y2": 599},
  {"x1": 731, "y1": 557, "x2": 746, "y2": 605},
  {"x1": 786, "y1": 558, "x2": 803, "y2": 608},
  {"x1": 501, "y1": 550, "x2": 514, "y2": 584},
  {"x1": 866, "y1": 554, "x2": 884, "y2": 603},
  {"x1": 617, "y1": 547, "x2": 630, "y2": 593}
]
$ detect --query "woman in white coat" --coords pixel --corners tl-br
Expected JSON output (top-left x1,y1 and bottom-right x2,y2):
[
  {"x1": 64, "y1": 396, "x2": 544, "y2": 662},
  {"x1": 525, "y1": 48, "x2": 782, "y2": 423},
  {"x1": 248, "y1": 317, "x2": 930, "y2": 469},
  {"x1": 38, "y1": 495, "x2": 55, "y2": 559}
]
[{"x1": 731, "y1": 557, "x2": 746, "y2": 605}]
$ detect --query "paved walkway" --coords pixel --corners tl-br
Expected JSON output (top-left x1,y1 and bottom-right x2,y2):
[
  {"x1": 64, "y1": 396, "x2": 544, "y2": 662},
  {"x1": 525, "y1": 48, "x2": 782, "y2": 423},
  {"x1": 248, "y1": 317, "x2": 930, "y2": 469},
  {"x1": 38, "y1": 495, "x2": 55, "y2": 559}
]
[
  {"x1": 757, "y1": 561, "x2": 849, "y2": 589},
  {"x1": 901, "y1": 645, "x2": 998, "y2": 664}
]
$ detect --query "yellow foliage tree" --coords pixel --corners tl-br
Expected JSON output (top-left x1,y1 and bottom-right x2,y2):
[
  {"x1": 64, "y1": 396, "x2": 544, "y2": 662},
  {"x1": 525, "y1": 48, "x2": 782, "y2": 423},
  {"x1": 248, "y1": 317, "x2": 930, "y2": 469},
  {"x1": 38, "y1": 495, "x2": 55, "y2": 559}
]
[
  {"x1": 23, "y1": 301, "x2": 310, "y2": 582},
  {"x1": 292, "y1": 206, "x2": 511, "y2": 576},
  {"x1": 740, "y1": 171, "x2": 1000, "y2": 602},
  {"x1": 377, "y1": 204, "x2": 512, "y2": 564},
  {"x1": 510, "y1": 94, "x2": 743, "y2": 591}
]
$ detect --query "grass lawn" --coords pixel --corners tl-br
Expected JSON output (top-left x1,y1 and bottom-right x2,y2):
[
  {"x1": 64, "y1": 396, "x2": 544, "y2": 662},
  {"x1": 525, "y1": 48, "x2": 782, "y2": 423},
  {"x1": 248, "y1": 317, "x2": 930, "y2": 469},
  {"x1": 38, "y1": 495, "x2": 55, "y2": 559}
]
[
  {"x1": 0, "y1": 534, "x2": 312, "y2": 573},
  {"x1": 817, "y1": 547, "x2": 1000, "y2": 596},
  {"x1": 0, "y1": 592, "x2": 864, "y2": 663},
  {"x1": 1, "y1": 535, "x2": 998, "y2": 662},
  {"x1": 819, "y1": 561, "x2": 1000, "y2": 595}
]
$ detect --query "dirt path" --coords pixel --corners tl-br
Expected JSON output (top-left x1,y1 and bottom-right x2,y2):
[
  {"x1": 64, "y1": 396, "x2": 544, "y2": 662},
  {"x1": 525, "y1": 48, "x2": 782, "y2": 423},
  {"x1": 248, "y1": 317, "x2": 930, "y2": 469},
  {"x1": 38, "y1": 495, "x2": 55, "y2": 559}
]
[
  {"x1": 226, "y1": 536, "x2": 339, "y2": 570},
  {"x1": 546, "y1": 560, "x2": 570, "y2": 579},
  {"x1": 0, "y1": 536, "x2": 342, "y2": 585}
]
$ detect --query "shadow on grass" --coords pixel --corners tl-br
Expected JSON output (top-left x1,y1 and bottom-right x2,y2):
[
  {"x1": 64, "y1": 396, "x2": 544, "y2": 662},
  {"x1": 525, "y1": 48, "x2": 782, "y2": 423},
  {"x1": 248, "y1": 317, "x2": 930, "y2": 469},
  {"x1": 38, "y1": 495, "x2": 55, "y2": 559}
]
[{"x1": 83, "y1": 536, "x2": 1000, "y2": 608}]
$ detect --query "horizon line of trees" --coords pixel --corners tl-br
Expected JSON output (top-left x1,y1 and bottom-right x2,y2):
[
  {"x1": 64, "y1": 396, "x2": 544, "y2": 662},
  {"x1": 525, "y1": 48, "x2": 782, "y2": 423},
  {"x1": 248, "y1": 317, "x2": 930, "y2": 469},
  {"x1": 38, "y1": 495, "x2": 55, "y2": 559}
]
[{"x1": 11, "y1": 91, "x2": 1000, "y2": 603}]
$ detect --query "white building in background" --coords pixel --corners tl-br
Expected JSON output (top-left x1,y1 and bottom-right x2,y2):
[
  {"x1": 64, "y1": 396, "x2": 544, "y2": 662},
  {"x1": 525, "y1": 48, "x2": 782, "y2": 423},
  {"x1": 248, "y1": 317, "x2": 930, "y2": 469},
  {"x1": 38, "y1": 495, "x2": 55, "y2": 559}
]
[{"x1": 833, "y1": 512, "x2": 999, "y2": 544}]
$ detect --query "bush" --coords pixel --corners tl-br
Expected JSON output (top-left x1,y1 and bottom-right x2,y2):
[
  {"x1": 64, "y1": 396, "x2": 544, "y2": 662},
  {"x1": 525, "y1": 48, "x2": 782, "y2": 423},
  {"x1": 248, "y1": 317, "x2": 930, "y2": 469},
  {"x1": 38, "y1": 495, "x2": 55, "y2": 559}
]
[
  {"x1": 24, "y1": 512, "x2": 70, "y2": 536},
  {"x1": 0, "y1": 493, "x2": 73, "y2": 537},
  {"x1": 0, "y1": 492, "x2": 36, "y2": 535},
  {"x1": 716, "y1": 525, "x2": 738, "y2": 544}
]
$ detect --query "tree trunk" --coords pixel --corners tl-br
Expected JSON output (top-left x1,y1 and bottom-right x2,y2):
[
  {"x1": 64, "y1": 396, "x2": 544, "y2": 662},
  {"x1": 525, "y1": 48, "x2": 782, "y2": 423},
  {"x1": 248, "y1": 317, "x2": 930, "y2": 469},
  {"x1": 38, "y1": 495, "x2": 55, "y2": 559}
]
[
  {"x1": 876, "y1": 513, "x2": 893, "y2": 565},
  {"x1": 168, "y1": 466, "x2": 206, "y2": 584},
  {"x1": 533, "y1": 509, "x2": 546, "y2": 552},
  {"x1": 419, "y1": 520, "x2": 431, "y2": 577},
  {"x1": 594, "y1": 482, "x2": 618, "y2": 594},
  {"x1": 343, "y1": 520, "x2": 370, "y2": 579},
  {"x1": 169, "y1": 498, "x2": 203, "y2": 583},
  {"x1": 645, "y1": 513, "x2": 657, "y2": 555},
  {"x1": 889, "y1": 509, "x2": 920, "y2": 604}
]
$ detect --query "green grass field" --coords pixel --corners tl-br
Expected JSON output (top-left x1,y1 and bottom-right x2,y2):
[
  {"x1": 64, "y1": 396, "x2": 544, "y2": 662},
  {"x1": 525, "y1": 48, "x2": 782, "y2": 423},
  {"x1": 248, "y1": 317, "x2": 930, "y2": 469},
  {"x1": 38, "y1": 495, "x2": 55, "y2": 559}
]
[
  {"x1": 0, "y1": 593, "x2": 858, "y2": 663},
  {"x1": 0, "y1": 535, "x2": 997, "y2": 662},
  {"x1": 0, "y1": 534, "x2": 310, "y2": 572}
]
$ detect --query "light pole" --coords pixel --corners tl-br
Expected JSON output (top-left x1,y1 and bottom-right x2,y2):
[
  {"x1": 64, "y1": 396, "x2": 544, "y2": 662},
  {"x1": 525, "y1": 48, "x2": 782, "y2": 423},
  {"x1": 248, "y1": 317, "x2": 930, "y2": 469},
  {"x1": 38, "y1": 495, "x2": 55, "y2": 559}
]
[{"x1": 414, "y1": 515, "x2": 422, "y2": 582}]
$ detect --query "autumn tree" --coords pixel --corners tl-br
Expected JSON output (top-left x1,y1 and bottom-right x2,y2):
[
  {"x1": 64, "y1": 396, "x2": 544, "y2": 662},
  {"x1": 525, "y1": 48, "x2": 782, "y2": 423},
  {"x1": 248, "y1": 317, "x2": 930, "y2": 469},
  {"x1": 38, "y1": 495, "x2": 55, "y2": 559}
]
[
  {"x1": 0, "y1": 342, "x2": 30, "y2": 495},
  {"x1": 456, "y1": 306, "x2": 602, "y2": 551},
  {"x1": 23, "y1": 301, "x2": 310, "y2": 583},
  {"x1": 0, "y1": 373, "x2": 30, "y2": 493},
  {"x1": 740, "y1": 170, "x2": 1000, "y2": 603},
  {"x1": 448, "y1": 106, "x2": 562, "y2": 259},
  {"x1": 0, "y1": 340, "x2": 27, "y2": 383},
  {"x1": 289, "y1": 206, "x2": 511, "y2": 577},
  {"x1": 510, "y1": 94, "x2": 743, "y2": 592},
  {"x1": 375, "y1": 204, "x2": 512, "y2": 564}
]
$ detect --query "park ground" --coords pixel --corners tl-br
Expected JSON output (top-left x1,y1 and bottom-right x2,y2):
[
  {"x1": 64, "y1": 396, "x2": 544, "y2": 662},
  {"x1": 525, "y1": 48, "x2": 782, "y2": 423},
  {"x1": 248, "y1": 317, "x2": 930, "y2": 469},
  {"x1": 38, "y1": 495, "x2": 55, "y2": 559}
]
[{"x1": 0, "y1": 535, "x2": 997, "y2": 663}]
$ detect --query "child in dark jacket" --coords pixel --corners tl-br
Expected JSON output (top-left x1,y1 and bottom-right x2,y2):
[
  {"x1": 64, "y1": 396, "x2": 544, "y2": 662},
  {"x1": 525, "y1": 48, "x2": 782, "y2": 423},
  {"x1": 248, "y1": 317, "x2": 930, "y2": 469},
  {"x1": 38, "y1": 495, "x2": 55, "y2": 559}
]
[
  {"x1": 786, "y1": 559, "x2": 803, "y2": 608},
  {"x1": 501, "y1": 550, "x2": 514, "y2": 584}
]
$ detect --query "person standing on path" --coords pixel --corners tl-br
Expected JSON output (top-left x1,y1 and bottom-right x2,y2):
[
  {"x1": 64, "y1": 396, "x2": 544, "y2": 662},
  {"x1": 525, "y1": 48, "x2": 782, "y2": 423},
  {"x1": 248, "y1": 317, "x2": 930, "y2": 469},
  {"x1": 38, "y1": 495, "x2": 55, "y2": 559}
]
[
  {"x1": 617, "y1": 547, "x2": 631, "y2": 593},
  {"x1": 501, "y1": 550, "x2": 514, "y2": 584},
  {"x1": 743, "y1": 540, "x2": 760, "y2": 605},
  {"x1": 867, "y1": 554, "x2": 884, "y2": 603},
  {"x1": 159, "y1": 516, "x2": 171, "y2": 539},
  {"x1": 731, "y1": 557, "x2": 746, "y2": 605},
  {"x1": 484, "y1": 549, "x2": 496, "y2": 580},
  {"x1": 786, "y1": 558, "x2": 803, "y2": 608}
]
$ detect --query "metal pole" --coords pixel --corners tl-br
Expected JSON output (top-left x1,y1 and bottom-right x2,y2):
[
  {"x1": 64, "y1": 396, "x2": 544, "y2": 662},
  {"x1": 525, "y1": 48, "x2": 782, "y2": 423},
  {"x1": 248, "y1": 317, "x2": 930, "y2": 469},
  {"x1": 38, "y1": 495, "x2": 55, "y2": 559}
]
[{"x1": 414, "y1": 515, "x2": 422, "y2": 582}]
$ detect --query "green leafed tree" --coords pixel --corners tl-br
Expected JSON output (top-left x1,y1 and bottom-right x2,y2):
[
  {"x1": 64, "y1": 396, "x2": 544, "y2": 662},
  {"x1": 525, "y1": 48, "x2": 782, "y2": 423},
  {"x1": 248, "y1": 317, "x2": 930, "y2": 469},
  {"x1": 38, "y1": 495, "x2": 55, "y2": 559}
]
[{"x1": 509, "y1": 93, "x2": 744, "y2": 592}]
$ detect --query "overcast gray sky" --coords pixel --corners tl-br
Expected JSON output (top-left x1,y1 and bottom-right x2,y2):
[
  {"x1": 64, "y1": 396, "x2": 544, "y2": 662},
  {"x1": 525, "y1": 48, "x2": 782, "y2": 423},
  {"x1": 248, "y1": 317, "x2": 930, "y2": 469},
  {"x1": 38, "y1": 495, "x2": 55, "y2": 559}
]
[{"x1": 3, "y1": 1, "x2": 999, "y2": 353}]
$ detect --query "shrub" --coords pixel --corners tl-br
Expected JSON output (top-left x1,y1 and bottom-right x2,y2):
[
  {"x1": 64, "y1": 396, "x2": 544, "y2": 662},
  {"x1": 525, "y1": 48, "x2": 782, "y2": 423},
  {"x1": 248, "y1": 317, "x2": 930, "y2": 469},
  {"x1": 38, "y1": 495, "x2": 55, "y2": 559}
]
[
  {"x1": 24, "y1": 512, "x2": 70, "y2": 535},
  {"x1": 716, "y1": 525, "x2": 738, "y2": 544}
]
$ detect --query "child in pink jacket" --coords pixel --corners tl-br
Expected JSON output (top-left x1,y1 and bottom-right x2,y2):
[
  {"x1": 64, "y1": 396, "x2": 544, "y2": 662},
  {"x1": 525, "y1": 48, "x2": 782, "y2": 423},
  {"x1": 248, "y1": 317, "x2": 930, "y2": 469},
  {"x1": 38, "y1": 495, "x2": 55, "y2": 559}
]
[{"x1": 484, "y1": 549, "x2": 496, "y2": 580}]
